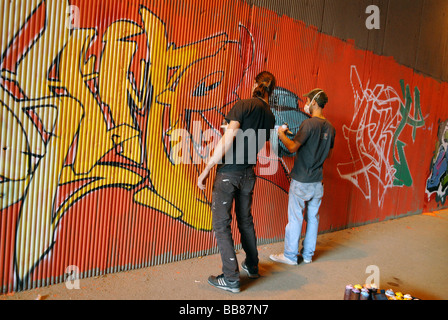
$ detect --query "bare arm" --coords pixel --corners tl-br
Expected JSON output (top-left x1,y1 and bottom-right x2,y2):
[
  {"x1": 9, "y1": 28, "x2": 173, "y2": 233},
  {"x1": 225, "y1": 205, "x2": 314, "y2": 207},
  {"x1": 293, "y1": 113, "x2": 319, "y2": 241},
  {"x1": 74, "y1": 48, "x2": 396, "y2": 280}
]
[
  {"x1": 278, "y1": 126, "x2": 301, "y2": 154},
  {"x1": 197, "y1": 120, "x2": 241, "y2": 190}
]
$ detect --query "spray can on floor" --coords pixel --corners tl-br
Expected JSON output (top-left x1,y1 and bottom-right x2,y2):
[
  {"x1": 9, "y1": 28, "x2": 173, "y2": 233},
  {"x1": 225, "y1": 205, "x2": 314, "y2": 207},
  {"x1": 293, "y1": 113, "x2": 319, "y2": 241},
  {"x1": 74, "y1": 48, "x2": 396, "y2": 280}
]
[
  {"x1": 344, "y1": 285, "x2": 353, "y2": 300},
  {"x1": 385, "y1": 289, "x2": 395, "y2": 300},
  {"x1": 360, "y1": 288, "x2": 370, "y2": 300},
  {"x1": 350, "y1": 288, "x2": 361, "y2": 300}
]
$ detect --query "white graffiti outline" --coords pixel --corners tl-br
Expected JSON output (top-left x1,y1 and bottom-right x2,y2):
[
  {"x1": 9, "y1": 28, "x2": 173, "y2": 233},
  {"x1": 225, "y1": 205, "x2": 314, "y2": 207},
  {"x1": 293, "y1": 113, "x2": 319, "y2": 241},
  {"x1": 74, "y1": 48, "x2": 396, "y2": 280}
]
[{"x1": 337, "y1": 65, "x2": 403, "y2": 206}]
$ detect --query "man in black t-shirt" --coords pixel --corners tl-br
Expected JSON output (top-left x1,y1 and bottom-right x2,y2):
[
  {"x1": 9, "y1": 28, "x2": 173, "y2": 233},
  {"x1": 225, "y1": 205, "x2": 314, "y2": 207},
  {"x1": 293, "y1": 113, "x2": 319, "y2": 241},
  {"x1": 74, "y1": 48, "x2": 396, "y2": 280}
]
[
  {"x1": 217, "y1": 98, "x2": 275, "y2": 172},
  {"x1": 270, "y1": 88, "x2": 335, "y2": 266},
  {"x1": 198, "y1": 72, "x2": 276, "y2": 293}
]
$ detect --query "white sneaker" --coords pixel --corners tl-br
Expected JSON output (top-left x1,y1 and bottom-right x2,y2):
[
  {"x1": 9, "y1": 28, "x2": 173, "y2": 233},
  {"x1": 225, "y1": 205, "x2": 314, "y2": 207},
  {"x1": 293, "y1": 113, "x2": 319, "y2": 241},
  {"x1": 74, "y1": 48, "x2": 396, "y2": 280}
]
[
  {"x1": 269, "y1": 253, "x2": 298, "y2": 265},
  {"x1": 298, "y1": 255, "x2": 312, "y2": 264}
]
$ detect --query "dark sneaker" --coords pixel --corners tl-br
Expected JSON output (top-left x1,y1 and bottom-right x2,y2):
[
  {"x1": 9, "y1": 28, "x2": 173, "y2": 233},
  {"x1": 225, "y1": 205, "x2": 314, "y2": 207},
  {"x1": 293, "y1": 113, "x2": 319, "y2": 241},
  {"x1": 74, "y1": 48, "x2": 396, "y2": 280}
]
[
  {"x1": 241, "y1": 261, "x2": 260, "y2": 279},
  {"x1": 208, "y1": 274, "x2": 240, "y2": 293}
]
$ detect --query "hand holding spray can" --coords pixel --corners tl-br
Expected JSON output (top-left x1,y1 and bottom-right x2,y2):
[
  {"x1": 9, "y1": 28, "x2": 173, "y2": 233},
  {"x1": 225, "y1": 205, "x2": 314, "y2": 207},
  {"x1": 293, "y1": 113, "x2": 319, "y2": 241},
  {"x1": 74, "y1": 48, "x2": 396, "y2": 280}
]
[{"x1": 281, "y1": 122, "x2": 293, "y2": 135}]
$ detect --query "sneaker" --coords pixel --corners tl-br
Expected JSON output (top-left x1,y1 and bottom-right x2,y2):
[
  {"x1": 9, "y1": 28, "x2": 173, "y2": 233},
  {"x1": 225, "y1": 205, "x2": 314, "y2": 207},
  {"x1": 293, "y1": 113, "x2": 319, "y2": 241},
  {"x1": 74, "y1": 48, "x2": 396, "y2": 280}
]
[
  {"x1": 297, "y1": 255, "x2": 312, "y2": 264},
  {"x1": 208, "y1": 274, "x2": 240, "y2": 293},
  {"x1": 269, "y1": 253, "x2": 298, "y2": 265},
  {"x1": 241, "y1": 261, "x2": 260, "y2": 279}
]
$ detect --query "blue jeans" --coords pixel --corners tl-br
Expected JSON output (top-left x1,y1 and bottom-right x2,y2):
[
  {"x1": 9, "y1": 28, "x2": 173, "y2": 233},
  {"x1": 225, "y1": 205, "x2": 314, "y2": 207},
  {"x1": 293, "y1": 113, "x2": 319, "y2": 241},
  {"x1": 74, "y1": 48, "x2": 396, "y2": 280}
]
[{"x1": 284, "y1": 179, "x2": 324, "y2": 262}]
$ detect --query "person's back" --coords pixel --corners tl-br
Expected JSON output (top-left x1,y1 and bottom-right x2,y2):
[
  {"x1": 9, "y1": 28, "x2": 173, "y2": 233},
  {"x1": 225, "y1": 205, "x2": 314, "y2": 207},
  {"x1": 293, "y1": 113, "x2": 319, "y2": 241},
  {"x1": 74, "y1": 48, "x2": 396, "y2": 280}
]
[
  {"x1": 218, "y1": 97, "x2": 275, "y2": 172},
  {"x1": 198, "y1": 71, "x2": 277, "y2": 293}
]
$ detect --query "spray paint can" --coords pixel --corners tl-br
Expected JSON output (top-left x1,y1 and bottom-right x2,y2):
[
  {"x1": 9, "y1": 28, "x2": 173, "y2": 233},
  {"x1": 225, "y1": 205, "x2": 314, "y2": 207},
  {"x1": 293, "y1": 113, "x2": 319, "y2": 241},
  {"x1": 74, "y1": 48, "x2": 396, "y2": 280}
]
[
  {"x1": 363, "y1": 284, "x2": 373, "y2": 299},
  {"x1": 282, "y1": 122, "x2": 293, "y2": 135},
  {"x1": 350, "y1": 288, "x2": 360, "y2": 300},
  {"x1": 344, "y1": 285, "x2": 353, "y2": 300},
  {"x1": 385, "y1": 289, "x2": 395, "y2": 300},
  {"x1": 354, "y1": 284, "x2": 363, "y2": 291},
  {"x1": 360, "y1": 288, "x2": 370, "y2": 300}
]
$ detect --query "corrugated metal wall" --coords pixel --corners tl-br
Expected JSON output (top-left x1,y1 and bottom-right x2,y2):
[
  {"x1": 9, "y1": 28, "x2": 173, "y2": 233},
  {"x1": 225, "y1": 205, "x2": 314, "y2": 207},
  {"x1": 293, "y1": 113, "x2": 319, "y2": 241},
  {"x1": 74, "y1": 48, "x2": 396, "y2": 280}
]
[
  {"x1": 1, "y1": 0, "x2": 447, "y2": 293},
  {"x1": 246, "y1": 0, "x2": 448, "y2": 82}
]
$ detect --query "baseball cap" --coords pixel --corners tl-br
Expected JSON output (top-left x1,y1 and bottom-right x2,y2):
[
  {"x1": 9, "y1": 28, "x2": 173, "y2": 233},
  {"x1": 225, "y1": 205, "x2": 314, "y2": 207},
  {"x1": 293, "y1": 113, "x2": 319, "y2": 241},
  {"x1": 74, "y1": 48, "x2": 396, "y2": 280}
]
[{"x1": 303, "y1": 88, "x2": 328, "y2": 108}]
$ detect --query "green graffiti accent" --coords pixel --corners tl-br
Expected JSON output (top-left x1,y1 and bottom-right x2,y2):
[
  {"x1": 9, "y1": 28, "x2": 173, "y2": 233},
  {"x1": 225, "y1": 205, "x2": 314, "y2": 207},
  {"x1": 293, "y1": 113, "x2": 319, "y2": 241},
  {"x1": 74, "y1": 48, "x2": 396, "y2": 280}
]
[{"x1": 392, "y1": 80, "x2": 425, "y2": 187}]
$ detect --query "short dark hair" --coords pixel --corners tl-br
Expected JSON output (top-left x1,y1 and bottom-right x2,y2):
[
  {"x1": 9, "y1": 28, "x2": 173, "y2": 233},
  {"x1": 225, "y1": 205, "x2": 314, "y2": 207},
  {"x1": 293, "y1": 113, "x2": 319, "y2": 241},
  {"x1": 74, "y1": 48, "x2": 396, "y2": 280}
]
[{"x1": 253, "y1": 71, "x2": 276, "y2": 98}]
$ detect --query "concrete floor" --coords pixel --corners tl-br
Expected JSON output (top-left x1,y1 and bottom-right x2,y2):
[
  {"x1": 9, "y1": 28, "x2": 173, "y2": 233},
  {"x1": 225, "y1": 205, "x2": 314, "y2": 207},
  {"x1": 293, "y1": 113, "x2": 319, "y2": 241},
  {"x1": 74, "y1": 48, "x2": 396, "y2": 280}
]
[{"x1": 2, "y1": 209, "x2": 447, "y2": 301}]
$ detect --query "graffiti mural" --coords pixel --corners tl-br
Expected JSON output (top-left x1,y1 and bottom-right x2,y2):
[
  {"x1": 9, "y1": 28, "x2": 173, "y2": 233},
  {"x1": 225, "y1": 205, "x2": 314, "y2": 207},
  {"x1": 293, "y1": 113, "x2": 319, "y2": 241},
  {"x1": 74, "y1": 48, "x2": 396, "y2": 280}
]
[
  {"x1": 0, "y1": 0, "x2": 282, "y2": 289},
  {"x1": 426, "y1": 120, "x2": 448, "y2": 205},
  {"x1": 337, "y1": 66, "x2": 425, "y2": 206},
  {"x1": 1, "y1": 0, "x2": 446, "y2": 294},
  {"x1": 269, "y1": 87, "x2": 309, "y2": 159}
]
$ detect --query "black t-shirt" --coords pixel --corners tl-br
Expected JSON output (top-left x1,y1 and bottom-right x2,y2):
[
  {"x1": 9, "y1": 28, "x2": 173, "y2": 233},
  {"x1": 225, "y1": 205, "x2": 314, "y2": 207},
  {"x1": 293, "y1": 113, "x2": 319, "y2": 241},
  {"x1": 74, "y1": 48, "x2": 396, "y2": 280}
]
[
  {"x1": 290, "y1": 117, "x2": 336, "y2": 183},
  {"x1": 217, "y1": 97, "x2": 276, "y2": 172}
]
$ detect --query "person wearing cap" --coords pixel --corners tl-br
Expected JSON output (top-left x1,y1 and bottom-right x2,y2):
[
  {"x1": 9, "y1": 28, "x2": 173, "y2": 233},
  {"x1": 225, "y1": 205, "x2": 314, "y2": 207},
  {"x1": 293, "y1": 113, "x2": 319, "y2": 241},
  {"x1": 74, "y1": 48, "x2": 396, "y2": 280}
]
[
  {"x1": 270, "y1": 88, "x2": 335, "y2": 266},
  {"x1": 197, "y1": 71, "x2": 276, "y2": 293}
]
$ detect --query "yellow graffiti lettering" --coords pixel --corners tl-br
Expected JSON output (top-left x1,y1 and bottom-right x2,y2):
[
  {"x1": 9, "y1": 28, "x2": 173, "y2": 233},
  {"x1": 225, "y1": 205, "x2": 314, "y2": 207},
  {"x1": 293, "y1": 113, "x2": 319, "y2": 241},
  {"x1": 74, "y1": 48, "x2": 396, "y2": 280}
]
[
  {"x1": 134, "y1": 8, "x2": 228, "y2": 230},
  {"x1": 1, "y1": 4, "x2": 241, "y2": 285},
  {"x1": 99, "y1": 21, "x2": 144, "y2": 164}
]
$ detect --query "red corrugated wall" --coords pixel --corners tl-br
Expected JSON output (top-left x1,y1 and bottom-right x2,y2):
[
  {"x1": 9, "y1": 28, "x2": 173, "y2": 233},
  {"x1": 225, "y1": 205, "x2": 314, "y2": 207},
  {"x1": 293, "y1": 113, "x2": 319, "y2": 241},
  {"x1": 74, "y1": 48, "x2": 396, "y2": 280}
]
[{"x1": 1, "y1": 0, "x2": 447, "y2": 293}]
